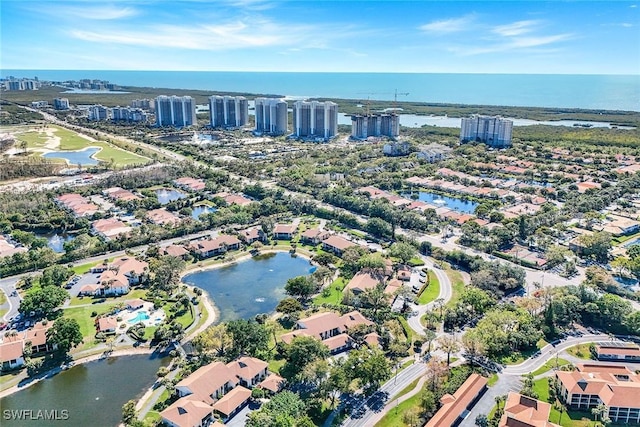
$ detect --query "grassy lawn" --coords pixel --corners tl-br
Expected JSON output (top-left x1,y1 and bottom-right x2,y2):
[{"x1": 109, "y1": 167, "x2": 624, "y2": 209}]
[
  {"x1": 417, "y1": 270, "x2": 440, "y2": 304},
  {"x1": 390, "y1": 377, "x2": 420, "y2": 401},
  {"x1": 70, "y1": 261, "x2": 100, "y2": 275},
  {"x1": 487, "y1": 373, "x2": 499, "y2": 387},
  {"x1": 398, "y1": 316, "x2": 413, "y2": 343},
  {"x1": 38, "y1": 125, "x2": 150, "y2": 167},
  {"x1": 531, "y1": 358, "x2": 571, "y2": 376},
  {"x1": 313, "y1": 278, "x2": 346, "y2": 305},
  {"x1": 445, "y1": 267, "x2": 465, "y2": 305},
  {"x1": 63, "y1": 302, "x2": 120, "y2": 337},
  {"x1": 268, "y1": 357, "x2": 286, "y2": 375},
  {"x1": 566, "y1": 343, "x2": 594, "y2": 360},
  {"x1": 16, "y1": 129, "x2": 49, "y2": 148},
  {"x1": 498, "y1": 339, "x2": 549, "y2": 365},
  {"x1": 68, "y1": 288, "x2": 148, "y2": 307},
  {"x1": 0, "y1": 290, "x2": 6, "y2": 305},
  {"x1": 173, "y1": 307, "x2": 195, "y2": 329},
  {"x1": 375, "y1": 392, "x2": 421, "y2": 427},
  {"x1": 532, "y1": 378, "x2": 593, "y2": 427}
]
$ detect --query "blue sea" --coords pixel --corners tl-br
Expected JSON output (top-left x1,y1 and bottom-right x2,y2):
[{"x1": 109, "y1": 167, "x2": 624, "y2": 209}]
[{"x1": 3, "y1": 70, "x2": 639, "y2": 111}]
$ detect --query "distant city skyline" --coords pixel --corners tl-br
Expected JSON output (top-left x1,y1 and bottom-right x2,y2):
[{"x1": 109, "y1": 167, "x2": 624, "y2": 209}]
[{"x1": 1, "y1": 1, "x2": 638, "y2": 75}]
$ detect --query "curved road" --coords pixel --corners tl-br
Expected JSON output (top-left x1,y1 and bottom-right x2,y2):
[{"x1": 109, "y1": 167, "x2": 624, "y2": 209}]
[{"x1": 407, "y1": 255, "x2": 453, "y2": 335}]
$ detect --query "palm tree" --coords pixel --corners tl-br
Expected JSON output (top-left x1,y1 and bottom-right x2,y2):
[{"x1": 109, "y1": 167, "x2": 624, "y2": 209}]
[
  {"x1": 494, "y1": 394, "x2": 507, "y2": 411},
  {"x1": 423, "y1": 329, "x2": 436, "y2": 353},
  {"x1": 434, "y1": 298, "x2": 445, "y2": 319},
  {"x1": 592, "y1": 403, "x2": 608, "y2": 423},
  {"x1": 438, "y1": 334, "x2": 460, "y2": 366}
]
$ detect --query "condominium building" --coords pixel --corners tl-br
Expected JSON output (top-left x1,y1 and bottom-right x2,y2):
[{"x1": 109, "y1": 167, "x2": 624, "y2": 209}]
[
  {"x1": 209, "y1": 96, "x2": 249, "y2": 128},
  {"x1": 111, "y1": 106, "x2": 148, "y2": 122},
  {"x1": 88, "y1": 105, "x2": 109, "y2": 121},
  {"x1": 53, "y1": 98, "x2": 70, "y2": 110},
  {"x1": 130, "y1": 99, "x2": 153, "y2": 110},
  {"x1": 4, "y1": 78, "x2": 40, "y2": 91},
  {"x1": 154, "y1": 95, "x2": 196, "y2": 127},
  {"x1": 460, "y1": 115, "x2": 513, "y2": 148},
  {"x1": 292, "y1": 100, "x2": 338, "y2": 141},
  {"x1": 254, "y1": 98, "x2": 288, "y2": 136},
  {"x1": 350, "y1": 113, "x2": 400, "y2": 139},
  {"x1": 555, "y1": 363, "x2": 640, "y2": 424}
]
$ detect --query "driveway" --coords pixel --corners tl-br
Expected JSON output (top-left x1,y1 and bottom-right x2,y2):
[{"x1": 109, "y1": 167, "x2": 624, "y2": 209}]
[{"x1": 0, "y1": 276, "x2": 22, "y2": 321}]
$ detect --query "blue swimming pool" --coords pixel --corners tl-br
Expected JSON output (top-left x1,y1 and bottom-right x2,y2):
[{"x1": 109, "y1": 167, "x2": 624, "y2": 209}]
[{"x1": 128, "y1": 310, "x2": 150, "y2": 324}]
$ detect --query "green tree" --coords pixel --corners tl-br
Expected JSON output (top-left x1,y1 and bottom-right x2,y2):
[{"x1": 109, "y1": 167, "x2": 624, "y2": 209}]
[
  {"x1": 193, "y1": 323, "x2": 233, "y2": 358},
  {"x1": 284, "y1": 276, "x2": 316, "y2": 302},
  {"x1": 150, "y1": 255, "x2": 185, "y2": 291},
  {"x1": 438, "y1": 334, "x2": 460, "y2": 366},
  {"x1": 19, "y1": 285, "x2": 68, "y2": 318},
  {"x1": 246, "y1": 391, "x2": 307, "y2": 427},
  {"x1": 46, "y1": 317, "x2": 83, "y2": 354},
  {"x1": 389, "y1": 242, "x2": 417, "y2": 265},
  {"x1": 276, "y1": 297, "x2": 304, "y2": 315},
  {"x1": 226, "y1": 319, "x2": 270, "y2": 358},
  {"x1": 281, "y1": 336, "x2": 329, "y2": 381},
  {"x1": 346, "y1": 347, "x2": 391, "y2": 395},
  {"x1": 122, "y1": 399, "x2": 137, "y2": 426}
]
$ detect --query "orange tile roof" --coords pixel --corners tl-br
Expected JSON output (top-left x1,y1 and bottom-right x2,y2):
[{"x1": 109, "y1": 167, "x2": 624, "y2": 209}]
[
  {"x1": 500, "y1": 392, "x2": 560, "y2": 427},
  {"x1": 226, "y1": 356, "x2": 268, "y2": 383},
  {"x1": 0, "y1": 340, "x2": 24, "y2": 363},
  {"x1": 345, "y1": 271, "x2": 384, "y2": 293},
  {"x1": 322, "y1": 235, "x2": 357, "y2": 251},
  {"x1": 425, "y1": 374, "x2": 487, "y2": 427},
  {"x1": 176, "y1": 362, "x2": 238, "y2": 404},
  {"x1": 259, "y1": 373, "x2": 285, "y2": 393},
  {"x1": 212, "y1": 386, "x2": 251, "y2": 417},
  {"x1": 160, "y1": 397, "x2": 213, "y2": 427}
]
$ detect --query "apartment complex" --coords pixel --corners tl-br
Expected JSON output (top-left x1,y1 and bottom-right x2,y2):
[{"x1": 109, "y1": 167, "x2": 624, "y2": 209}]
[
  {"x1": 130, "y1": 99, "x2": 153, "y2": 110},
  {"x1": 111, "y1": 106, "x2": 148, "y2": 122},
  {"x1": 53, "y1": 98, "x2": 70, "y2": 110},
  {"x1": 88, "y1": 105, "x2": 109, "y2": 121},
  {"x1": 292, "y1": 100, "x2": 338, "y2": 141},
  {"x1": 254, "y1": 97, "x2": 288, "y2": 136},
  {"x1": 209, "y1": 96, "x2": 249, "y2": 128},
  {"x1": 425, "y1": 373, "x2": 488, "y2": 427},
  {"x1": 500, "y1": 392, "x2": 560, "y2": 427},
  {"x1": 3, "y1": 77, "x2": 41, "y2": 91},
  {"x1": 555, "y1": 363, "x2": 640, "y2": 424},
  {"x1": 155, "y1": 95, "x2": 196, "y2": 127},
  {"x1": 351, "y1": 113, "x2": 400, "y2": 139},
  {"x1": 460, "y1": 115, "x2": 513, "y2": 148}
]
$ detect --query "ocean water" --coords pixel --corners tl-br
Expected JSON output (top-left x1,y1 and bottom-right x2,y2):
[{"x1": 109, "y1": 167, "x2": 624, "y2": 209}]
[{"x1": 3, "y1": 70, "x2": 639, "y2": 111}]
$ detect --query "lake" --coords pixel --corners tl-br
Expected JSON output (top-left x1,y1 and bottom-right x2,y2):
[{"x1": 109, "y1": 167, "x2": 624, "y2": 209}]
[
  {"x1": 402, "y1": 191, "x2": 479, "y2": 214},
  {"x1": 155, "y1": 188, "x2": 186, "y2": 205},
  {"x1": 42, "y1": 147, "x2": 100, "y2": 166},
  {"x1": 182, "y1": 252, "x2": 313, "y2": 322},
  {"x1": 34, "y1": 232, "x2": 74, "y2": 253},
  {"x1": 0, "y1": 354, "x2": 168, "y2": 427},
  {"x1": 191, "y1": 205, "x2": 217, "y2": 220}
]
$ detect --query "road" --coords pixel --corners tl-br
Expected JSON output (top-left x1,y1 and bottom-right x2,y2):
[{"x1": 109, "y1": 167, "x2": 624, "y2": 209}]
[
  {"x1": 340, "y1": 361, "x2": 427, "y2": 427},
  {"x1": 407, "y1": 255, "x2": 453, "y2": 335}
]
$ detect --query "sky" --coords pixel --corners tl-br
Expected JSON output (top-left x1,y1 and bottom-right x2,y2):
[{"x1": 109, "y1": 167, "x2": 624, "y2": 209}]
[{"x1": 1, "y1": 0, "x2": 638, "y2": 74}]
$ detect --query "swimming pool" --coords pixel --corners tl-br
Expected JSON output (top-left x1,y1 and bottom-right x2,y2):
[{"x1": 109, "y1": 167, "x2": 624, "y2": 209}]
[{"x1": 128, "y1": 310, "x2": 150, "y2": 324}]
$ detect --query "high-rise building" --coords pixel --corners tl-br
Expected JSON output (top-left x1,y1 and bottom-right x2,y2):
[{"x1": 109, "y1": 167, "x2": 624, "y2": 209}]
[
  {"x1": 254, "y1": 98, "x2": 288, "y2": 136},
  {"x1": 292, "y1": 100, "x2": 338, "y2": 141},
  {"x1": 88, "y1": 105, "x2": 109, "y2": 121},
  {"x1": 460, "y1": 115, "x2": 513, "y2": 148},
  {"x1": 350, "y1": 113, "x2": 400, "y2": 139},
  {"x1": 209, "y1": 96, "x2": 249, "y2": 128},
  {"x1": 53, "y1": 98, "x2": 70, "y2": 110},
  {"x1": 154, "y1": 95, "x2": 196, "y2": 127}
]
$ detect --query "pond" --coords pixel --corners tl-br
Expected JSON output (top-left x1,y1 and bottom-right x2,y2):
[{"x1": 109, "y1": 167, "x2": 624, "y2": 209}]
[
  {"x1": 34, "y1": 232, "x2": 74, "y2": 253},
  {"x1": 42, "y1": 147, "x2": 100, "y2": 166},
  {"x1": 0, "y1": 354, "x2": 168, "y2": 427},
  {"x1": 191, "y1": 205, "x2": 217, "y2": 220},
  {"x1": 155, "y1": 188, "x2": 186, "y2": 205},
  {"x1": 401, "y1": 191, "x2": 479, "y2": 214},
  {"x1": 182, "y1": 252, "x2": 314, "y2": 322}
]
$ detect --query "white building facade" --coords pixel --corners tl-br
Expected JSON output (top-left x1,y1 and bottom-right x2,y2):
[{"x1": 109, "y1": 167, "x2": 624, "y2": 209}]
[
  {"x1": 460, "y1": 115, "x2": 513, "y2": 148},
  {"x1": 209, "y1": 96, "x2": 249, "y2": 128},
  {"x1": 154, "y1": 95, "x2": 196, "y2": 127},
  {"x1": 254, "y1": 98, "x2": 288, "y2": 136},
  {"x1": 292, "y1": 100, "x2": 338, "y2": 141}
]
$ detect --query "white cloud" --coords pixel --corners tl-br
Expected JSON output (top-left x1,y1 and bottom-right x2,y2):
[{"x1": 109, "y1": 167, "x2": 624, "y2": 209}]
[
  {"x1": 492, "y1": 20, "x2": 540, "y2": 37},
  {"x1": 419, "y1": 15, "x2": 475, "y2": 34},
  {"x1": 450, "y1": 33, "x2": 573, "y2": 56},
  {"x1": 45, "y1": 5, "x2": 139, "y2": 20}
]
